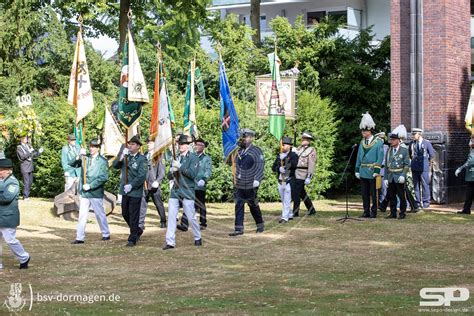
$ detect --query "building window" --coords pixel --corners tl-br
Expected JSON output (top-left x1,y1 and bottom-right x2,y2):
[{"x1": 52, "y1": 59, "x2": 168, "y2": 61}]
[
  {"x1": 328, "y1": 10, "x2": 347, "y2": 24},
  {"x1": 307, "y1": 11, "x2": 325, "y2": 26},
  {"x1": 260, "y1": 15, "x2": 267, "y2": 31}
]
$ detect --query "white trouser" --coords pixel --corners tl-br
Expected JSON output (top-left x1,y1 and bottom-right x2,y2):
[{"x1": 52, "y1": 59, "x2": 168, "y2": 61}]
[
  {"x1": 64, "y1": 176, "x2": 77, "y2": 192},
  {"x1": 76, "y1": 197, "x2": 110, "y2": 241},
  {"x1": 0, "y1": 228, "x2": 29, "y2": 265},
  {"x1": 166, "y1": 198, "x2": 201, "y2": 247},
  {"x1": 139, "y1": 193, "x2": 147, "y2": 230},
  {"x1": 278, "y1": 182, "x2": 293, "y2": 220}
]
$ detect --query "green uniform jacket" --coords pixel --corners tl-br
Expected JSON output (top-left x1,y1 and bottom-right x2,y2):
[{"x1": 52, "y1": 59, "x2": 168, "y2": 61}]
[
  {"x1": 61, "y1": 144, "x2": 81, "y2": 177},
  {"x1": 459, "y1": 149, "x2": 474, "y2": 182},
  {"x1": 0, "y1": 174, "x2": 20, "y2": 228},
  {"x1": 113, "y1": 152, "x2": 147, "y2": 198},
  {"x1": 195, "y1": 153, "x2": 212, "y2": 191},
  {"x1": 168, "y1": 151, "x2": 200, "y2": 200},
  {"x1": 384, "y1": 146, "x2": 410, "y2": 183},
  {"x1": 70, "y1": 154, "x2": 109, "y2": 198},
  {"x1": 355, "y1": 137, "x2": 384, "y2": 179}
]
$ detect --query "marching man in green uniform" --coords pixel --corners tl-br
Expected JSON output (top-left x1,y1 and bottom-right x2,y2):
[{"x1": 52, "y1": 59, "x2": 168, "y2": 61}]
[
  {"x1": 355, "y1": 112, "x2": 384, "y2": 218},
  {"x1": 113, "y1": 136, "x2": 147, "y2": 247},
  {"x1": 0, "y1": 158, "x2": 30, "y2": 269},
  {"x1": 61, "y1": 134, "x2": 81, "y2": 193},
  {"x1": 292, "y1": 132, "x2": 317, "y2": 217},
  {"x1": 454, "y1": 134, "x2": 474, "y2": 215},
  {"x1": 384, "y1": 131, "x2": 410, "y2": 219},
  {"x1": 163, "y1": 134, "x2": 202, "y2": 250},
  {"x1": 70, "y1": 139, "x2": 110, "y2": 244}
]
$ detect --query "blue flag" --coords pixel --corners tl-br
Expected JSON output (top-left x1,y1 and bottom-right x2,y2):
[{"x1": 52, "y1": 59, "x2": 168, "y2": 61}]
[{"x1": 219, "y1": 61, "x2": 240, "y2": 160}]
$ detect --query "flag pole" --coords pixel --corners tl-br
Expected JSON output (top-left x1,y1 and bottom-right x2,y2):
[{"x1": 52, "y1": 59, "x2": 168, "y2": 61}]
[
  {"x1": 274, "y1": 36, "x2": 286, "y2": 183},
  {"x1": 123, "y1": 9, "x2": 133, "y2": 185}
]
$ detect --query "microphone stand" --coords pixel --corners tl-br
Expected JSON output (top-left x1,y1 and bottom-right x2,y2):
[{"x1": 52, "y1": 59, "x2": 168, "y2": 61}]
[{"x1": 337, "y1": 144, "x2": 362, "y2": 223}]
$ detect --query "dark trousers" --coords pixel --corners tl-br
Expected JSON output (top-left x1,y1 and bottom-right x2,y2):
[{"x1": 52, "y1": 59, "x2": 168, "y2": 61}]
[
  {"x1": 462, "y1": 181, "x2": 474, "y2": 213},
  {"x1": 180, "y1": 190, "x2": 207, "y2": 228},
  {"x1": 388, "y1": 181, "x2": 407, "y2": 216},
  {"x1": 412, "y1": 170, "x2": 431, "y2": 208},
  {"x1": 122, "y1": 196, "x2": 142, "y2": 243},
  {"x1": 360, "y1": 178, "x2": 377, "y2": 216},
  {"x1": 291, "y1": 179, "x2": 315, "y2": 214},
  {"x1": 234, "y1": 188, "x2": 264, "y2": 231},
  {"x1": 145, "y1": 189, "x2": 166, "y2": 223},
  {"x1": 21, "y1": 171, "x2": 33, "y2": 198}
]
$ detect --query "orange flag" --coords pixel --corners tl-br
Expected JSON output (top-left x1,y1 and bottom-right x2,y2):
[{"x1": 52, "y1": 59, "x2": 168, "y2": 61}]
[{"x1": 149, "y1": 67, "x2": 160, "y2": 139}]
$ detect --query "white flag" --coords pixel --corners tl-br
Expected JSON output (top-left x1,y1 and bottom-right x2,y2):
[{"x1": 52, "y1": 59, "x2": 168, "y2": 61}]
[
  {"x1": 101, "y1": 105, "x2": 124, "y2": 157},
  {"x1": 68, "y1": 32, "x2": 94, "y2": 124},
  {"x1": 127, "y1": 121, "x2": 139, "y2": 141},
  {"x1": 152, "y1": 82, "x2": 173, "y2": 160},
  {"x1": 128, "y1": 30, "x2": 149, "y2": 103}
]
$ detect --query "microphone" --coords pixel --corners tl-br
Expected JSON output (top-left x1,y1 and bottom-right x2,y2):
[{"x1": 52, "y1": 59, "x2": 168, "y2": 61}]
[{"x1": 351, "y1": 144, "x2": 358, "y2": 149}]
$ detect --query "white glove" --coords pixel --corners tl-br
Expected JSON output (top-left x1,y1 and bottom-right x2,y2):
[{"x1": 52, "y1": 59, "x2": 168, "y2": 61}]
[
  {"x1": 355, "y1": 172, "x2": 360, "y2": 179},
  {"x1": 384, "y1": 179, "x2": 388, "y2": 187},
  {"x1": 80, "y1": 148, "x2": 87, "y2": 156},
  {"x1": 197, "y1": 179, "x2": 205, "y2": 187},
  {"x1": 304, "y1": 177, "x2": 311, "y2": 185},
  {"x1": 279, "y1": 153, "x2": 287, "y2": 160},
  {"x1": 83, "y1": 184, "x2": 91, "y2": 191},
  {"x1": 38, "y1": 147, "x2": 44, "y2": 154},
  {"x1": 170, "y1": 166, "x2": 179, "y2": 172},
  {"x1": 151, "y1": 181, "x2": 159, "y2": 189},
  {"x1": 252, "y1": 180, "x2": 260, "y2": 188},
  {"x1": 373, "y1": 173, "x2": 379, "y2": 178},
  {"x1": 172, "y1": 160, "x2": 181, "y2": 169},
  {"x1": 64, "y1": 172, "x2": 70, "y2": 177},
  {"x1": 28, "y1": 147, "x2": 35, "y2": 153},
  {"x1": 455, "y1": 168, "x2": 461, "y2": 177},
  {"x1": 398, "y1": 176, "x2": 405, "y2": 184},
  {"x1": 124, "y1": 184, "x2": 132, "y2": 194},
  {"x1": 122, "y1": 148, "x2": 129, "y2": 156},
  {"x1": 279, "y1": 166, "x2": 286, "y2": 174}
]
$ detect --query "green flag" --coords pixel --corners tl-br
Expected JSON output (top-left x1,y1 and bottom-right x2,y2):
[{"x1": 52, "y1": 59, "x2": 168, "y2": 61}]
[
  {"x1": 268, "y1": 52, "x2": 285, "y2": 140},
  {"x1": 183, "y1": 60, "x2": 197, "y2": 137}
]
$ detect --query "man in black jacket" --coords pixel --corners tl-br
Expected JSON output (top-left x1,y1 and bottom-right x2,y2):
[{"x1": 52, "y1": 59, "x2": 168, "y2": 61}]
[{"x1": 16, "y1": 136, "x2": 43, "y2": 200}]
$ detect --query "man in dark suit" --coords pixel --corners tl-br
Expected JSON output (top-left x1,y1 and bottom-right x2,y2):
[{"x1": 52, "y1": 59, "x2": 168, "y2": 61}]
[{"x1": 16, "y1": 136, "x2": 43, "y2": 200}]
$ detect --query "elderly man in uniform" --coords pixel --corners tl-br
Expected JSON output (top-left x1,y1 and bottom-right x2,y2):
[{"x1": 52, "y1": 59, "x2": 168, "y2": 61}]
[
  {"x1": 70, "y1": 139, "x2": 110, "y2": 244},
  {"x1": 384, "y1": 132, "x2": 410, "y2": 219},
  {"x1": 113, "y1": 136, "x2": 147, "y2": 247},
  {"x1": 139, "y1": 137, "x2": 167, "y2": 232},
  {"x1": 16, "y1": 136, "x2": 43, "y2": 200},
  {"x1": 409, "y1": 128, "x2": 435, "y2": 211},
  {"x1": 0, "y1": 158, "x2": 30, "y2": 269},
  {"x1": 455, "y1": 134, "x2": 474, "y2": 215},
  {"x1": 163, "y1": 134, "x2": 202, "y2": 249},
  {"x1": 292, "y1": 132, "x2": 317, "y2": 217},
  {"x1": 229, "y1": 128, "x2": 265, "y2": 236},
  {"x1": 355, "y1": 113, "x2": 384, "y2": 218},
  {"x1": 177, "y1": 138, "x2": 213, "y2": 231},
  {"x1": 272, "y1": 136, "x2": 298, "y2": 223},
  {"x1": 61, "y1": 134, "x2": 81, "y2": 193}
]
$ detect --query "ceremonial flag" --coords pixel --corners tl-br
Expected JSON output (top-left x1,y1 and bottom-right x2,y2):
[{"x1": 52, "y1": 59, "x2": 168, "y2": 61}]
[
  {"x1": 117, "y1": 30, "x2": 149, "y2": 128},
  {"x1": 268, "y1": 52, "x2": 285, "y2": 140},
  {"x1": 68, "y1": 31, "x2": 94, "y2": 125},
  {"x1": 101, "y1": 105, "x2": 124, "y2": 158},
  {"x1": 219, "y1": 61, "x2": 240, "y2": 160},
  {"x1": 195, "y1": 67, "x2": 207, "y2": 107},
  {"x1": 183, "y1": 59, "x2": 198, "y2": 137},
  {"x1": 149, "y1": 63, "x2": 160, "y2": 139},
  {"x1": 466, "y1": 85, "x2": 474, "y2": 134}
]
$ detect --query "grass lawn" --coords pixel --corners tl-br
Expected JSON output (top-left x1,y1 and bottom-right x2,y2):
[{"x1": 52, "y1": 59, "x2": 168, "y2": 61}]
[{"x1": 0, "y1": 197, "x2": 473, "y2": 314}]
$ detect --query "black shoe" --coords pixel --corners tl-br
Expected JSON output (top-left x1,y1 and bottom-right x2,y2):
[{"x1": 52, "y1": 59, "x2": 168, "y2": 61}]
[
  {"x1": 398, "y1": 214, "x2": 406, "y2": 219},
  {"x1": 71, "y1": 240, "x2": 84, "y2": 244},
  {"x1": 378, "y1": 207, "x2": 386, "y2": 213},
  {"x1": 160, "y1": 222, "x2": 167, "y2": 229},
  {"x1": 370, "y1": 213, "x2": 377, "y2": 218},
  {"x1": 126, "y1": 241, "x2": 136, "y2": 247},
  {"x1": 385, "y1": 214, "x2": 397, "y2": 219},
  {"x1": 359, "y1": 213, "x2": 370, "y2": 218},
  {"x1": 308, "y1": 210, "x2": 316, "y2": 216},
  {"x1": 200, "y1": 225, "x2": 207, "y2": 230},
  {"x1": 162, "y1": 244, "x2": 175, "y2": 250},
  {"x1": 102, "y1": 236, "x2": 110, "y2": 241},
  {"x1": 256, "y1": 226, "x2": 265, "y2": 233},
  {"x1": 278, "y1": 219, "x2": 288, "y2": 224},
  {"x1": 194, "y1": 239, "x2": 202, "y2": 246},
  {"x1": 457, "y1": 210, "x2": 471, "y2": 215},
  {"x1": 288, "y1": 217, "x2": 294, "y2": 221},
  {"x1": 229, "y1": 230, "x2": 244, "y2": 237},
  {"x1": 177, "y1": 224, "x2": 188, "y2": 232},
  {"x1": 19, "y1": 256, "x2": 30, "y2": 269},
  {"x1": 293, "y1": 212, "x2": 299, "y2": 218}
]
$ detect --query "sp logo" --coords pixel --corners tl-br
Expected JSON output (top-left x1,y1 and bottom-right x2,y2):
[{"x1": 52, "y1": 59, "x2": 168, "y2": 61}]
[{"x1": 419, "y1": 287, "x2": 470, "y2": 306}]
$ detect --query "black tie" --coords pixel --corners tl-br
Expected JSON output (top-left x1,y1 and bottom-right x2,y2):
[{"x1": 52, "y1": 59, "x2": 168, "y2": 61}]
[{"x1": 365, "y1": 139, "x2": 368, "y2": 145}]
